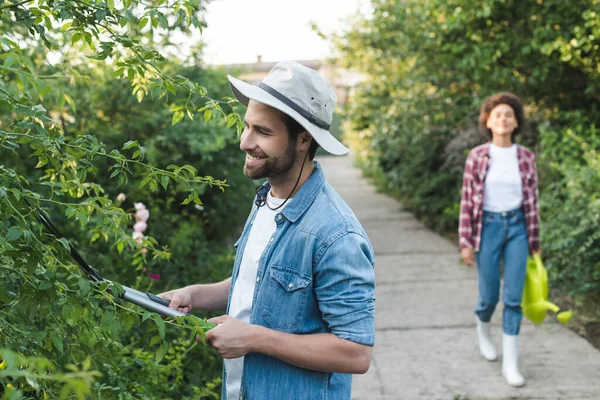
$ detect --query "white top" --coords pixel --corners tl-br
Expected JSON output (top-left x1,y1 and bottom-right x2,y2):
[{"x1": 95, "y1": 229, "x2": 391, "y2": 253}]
[
  {"x1": 224, "y1": 192, "x2": 288, "y2": 400},
  {"x1": 483, "y1": 144, "x2": 523, "y2": 212}
]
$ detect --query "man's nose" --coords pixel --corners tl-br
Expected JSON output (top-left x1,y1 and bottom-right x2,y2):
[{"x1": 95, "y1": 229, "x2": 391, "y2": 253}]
[{"x1": 240, "y1": 129, "x2": 255, "y2": 152}]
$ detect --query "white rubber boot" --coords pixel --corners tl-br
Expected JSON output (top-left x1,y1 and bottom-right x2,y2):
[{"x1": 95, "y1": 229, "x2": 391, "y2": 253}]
[
  {"x1": 476, "y1": 318, "x2": 497, "y2": 361},
  {"x1": 502, "y1": 334, "x2": 525, "y2": 387}
]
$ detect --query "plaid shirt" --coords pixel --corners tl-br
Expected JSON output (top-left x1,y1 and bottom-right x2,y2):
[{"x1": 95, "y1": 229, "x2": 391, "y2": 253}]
[{"x1": 459, "y1": 143, "x2": 540, "y2": 254}]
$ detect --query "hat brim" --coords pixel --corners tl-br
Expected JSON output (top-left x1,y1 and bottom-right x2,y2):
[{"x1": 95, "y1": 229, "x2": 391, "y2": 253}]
[{"x1": 228, "y1": 75, "x2": 349, "y2": 156}]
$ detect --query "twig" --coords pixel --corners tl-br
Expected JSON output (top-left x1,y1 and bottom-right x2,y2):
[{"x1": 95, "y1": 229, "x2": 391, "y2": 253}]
[{"x1": 0, "y1": 0, "x2": 34, "y2": 11}]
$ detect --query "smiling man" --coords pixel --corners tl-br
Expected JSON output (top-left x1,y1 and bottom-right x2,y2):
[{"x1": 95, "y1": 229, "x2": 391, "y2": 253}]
[{"x1": 159, "y1": 61, "x2": 376, "y2": 400}]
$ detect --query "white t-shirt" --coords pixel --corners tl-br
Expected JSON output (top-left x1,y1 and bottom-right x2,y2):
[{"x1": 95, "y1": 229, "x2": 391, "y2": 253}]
[
  {"x1": 224, "y1": 192, "x2": 288, "y2": 400},
  {"x1": 483, "y1": 144, "x2": 523, "y2": 212}
]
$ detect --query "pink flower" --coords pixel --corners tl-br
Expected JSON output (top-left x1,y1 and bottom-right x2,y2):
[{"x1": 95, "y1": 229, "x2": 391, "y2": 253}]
[
  {"x1": 133, "y1": 221, "x2": 147, "y2": 233},
  {"x1": 132, "y1": 231, "x2": 143, "y2": 244},
  {"x1": 117, "y1": 193, "x2": 126, "y2": 202},
  {"x1": 135, "y1": 209, "x2": 149, "y2": 222},
  {"x1": 147, "y1": 272, "x2": 161, "y2": 280},
  {"x1": 134, "y1": 202, "x2": 145, "y2": 211}
]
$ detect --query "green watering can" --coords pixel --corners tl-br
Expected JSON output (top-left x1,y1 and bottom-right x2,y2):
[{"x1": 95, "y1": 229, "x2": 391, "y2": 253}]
[{"x1": 522, "y1": 254, "x2": 572, "y2": 325}]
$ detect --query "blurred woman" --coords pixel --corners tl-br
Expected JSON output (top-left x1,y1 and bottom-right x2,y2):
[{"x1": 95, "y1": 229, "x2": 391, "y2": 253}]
[{"x1": 459, "y1": 92, "x2": 540, "y2": 387}]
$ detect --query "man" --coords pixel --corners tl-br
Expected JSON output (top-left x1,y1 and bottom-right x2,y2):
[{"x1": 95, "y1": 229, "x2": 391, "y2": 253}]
[{"x1": 159, "y1": 61, "x2": 376, "y2": 400}]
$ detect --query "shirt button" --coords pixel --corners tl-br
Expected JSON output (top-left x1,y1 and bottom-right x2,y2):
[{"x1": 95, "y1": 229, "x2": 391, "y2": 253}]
[
  {"x1": 256, "y1": 277, "x2": 260, "y2": 283},
  {"x1": 288, "y1": 283, "x2": 294, "y2": 289},
  {"x1": 269, "y1": 237, "x2": 274, "y2": 243},
  {"x1": 277, "y1": 214, "x2": 282, "y2": 221}
]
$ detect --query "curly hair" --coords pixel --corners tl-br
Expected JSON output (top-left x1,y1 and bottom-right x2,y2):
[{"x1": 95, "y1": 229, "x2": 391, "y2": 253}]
[{"x1": 478, "y1": 92, "x2": 526, "y2": 141}]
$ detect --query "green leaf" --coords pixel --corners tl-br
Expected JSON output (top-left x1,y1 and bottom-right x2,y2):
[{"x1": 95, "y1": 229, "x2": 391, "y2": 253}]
[
  {"x1": 76, "y1": 211, "x2": 88, "y2": 226},
  {"x1": 35, "y1": 157, "x2": 48, "y2": 168},
  {"x1": 155, "y1": 342, "x2": 168, "y2": 363},
  {"x1": 142, "y1": 311, "x2": 152, "y2": 322},
  {"x1": 107, "y1": 0, "x2": 115, "y2": 12},
  {"x1": 153, "y1": 314, "x2": 165, "y2": 339},
  {"x1": 150, "y1": 85, "x2": 162, "y2": 98},
  {"x1": 203, "y1": 109, "x2": 213, "y2": 122},
  {"x1": 39, "y1": 281, "x2": 53, "y2": 290},
  {"x1": 122, "y1": 313, "x2": 135, "y2": 331},
  {"x1": 26, "y1": 254, "x2": 38, "y2": 273},
  {"x1": 149, "y1": 335, "x2": 161, "y2": 347},
  {"x1": 6, "y1": 226, "x2": 22, "y2": 242},
  {"x1": 51, "y1": 334, "x2": 64, "y2": 354},
  {"x1": 79, "y1": 279, "x2": 91, "y2": 296},
  {"x1": 71, "y1": 33, "x2": 82, "y2": 45},
  {"x1": 9, "y1": 189, "x2": 20, "y2": 201},
  {"x1": 122, "y1": 140, "x2": 139, "y2": 150},
  {"x1": 160, "y1": 176, "x2": 169, "y2": 190},
  {"x1": 172, "y1": 110, "x2": 184, "y2": 126},
  {"x1": 169, "y1": 103, "x2": 185, "y2": 112},
  {"x1": 110, "y1": 319, "x2": 120, "y2": 339},
  {"x1": 64, "y1": 93, "x2": 76, "y2": 114},
  {"x1": 58, "y1": 238, "x2": 71, "y2": 251},
  {"x1": 139, "y1": 17, "x2": 149, "y2": 30},
  {"x1": 158, "y1": 14, "x2": 168, "y2": 28}
]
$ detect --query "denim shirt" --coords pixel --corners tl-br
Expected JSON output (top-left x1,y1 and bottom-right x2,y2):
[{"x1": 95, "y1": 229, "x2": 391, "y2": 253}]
[{"x1": 223, "y1": 161, "x2": 376, "y2": 400}]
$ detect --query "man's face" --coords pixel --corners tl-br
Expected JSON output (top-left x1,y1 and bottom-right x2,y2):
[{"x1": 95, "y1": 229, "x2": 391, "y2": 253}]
[{"x1": 240, "y1": 100, "x2": 297, "y2": 180}]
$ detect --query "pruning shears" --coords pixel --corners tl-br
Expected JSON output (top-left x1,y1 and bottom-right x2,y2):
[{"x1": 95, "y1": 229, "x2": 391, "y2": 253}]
[{"x1": 24, "y1": 198, "x2": 215, "y2": 329}]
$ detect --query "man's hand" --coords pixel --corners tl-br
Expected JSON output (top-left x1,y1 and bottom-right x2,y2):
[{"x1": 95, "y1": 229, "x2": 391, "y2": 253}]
[
  {"x1": 461, "y1": 247, "x2": 475, "y2": 267},
  {"x1": 203, "y1": 315, "x2": 256, "y2": 359},
  {"x1": 157, "y1": 288, "x2": 192, "y2": 314}
]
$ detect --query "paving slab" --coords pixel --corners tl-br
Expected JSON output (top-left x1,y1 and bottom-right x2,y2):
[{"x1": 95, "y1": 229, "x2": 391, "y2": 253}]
[{"x1": 316, "y1": 154, "x2": 600, "y2": 400}]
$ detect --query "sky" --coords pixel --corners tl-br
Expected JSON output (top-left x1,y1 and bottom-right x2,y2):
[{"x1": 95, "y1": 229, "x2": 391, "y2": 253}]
[{"x1": 200, "y1": 0, "x2": 369, "y2": 65}]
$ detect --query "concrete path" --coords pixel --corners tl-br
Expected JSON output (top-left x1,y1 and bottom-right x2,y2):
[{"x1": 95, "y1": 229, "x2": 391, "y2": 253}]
[{"x1": 317, "y1": 154, "x2": 600, "y2": 400}]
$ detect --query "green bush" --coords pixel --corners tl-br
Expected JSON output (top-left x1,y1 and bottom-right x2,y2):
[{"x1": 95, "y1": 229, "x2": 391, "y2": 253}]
[
  {"x1": 538, "y1": 113, "x2": 600, "y2": 299},
  {"x1": 336, "y1": 0, "x2": 600, "y2": 313},
  {"x1": 0, "y1": 1, "x2": 254, "y2": 398}
]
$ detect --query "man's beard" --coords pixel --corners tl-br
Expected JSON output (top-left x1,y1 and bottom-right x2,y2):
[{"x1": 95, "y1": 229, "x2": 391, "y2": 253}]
[{"x1": 243, "y1": 142, "x2": 297, "y2": 180}]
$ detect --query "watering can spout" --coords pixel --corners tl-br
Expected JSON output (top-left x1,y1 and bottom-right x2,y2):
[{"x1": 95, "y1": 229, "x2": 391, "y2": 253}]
[
  {"x1": 523, "y1": 300, "x2": 572, "y2": 325},
  {"x1": 540, "y1": 300, "x2": 560, "y2": 314}
]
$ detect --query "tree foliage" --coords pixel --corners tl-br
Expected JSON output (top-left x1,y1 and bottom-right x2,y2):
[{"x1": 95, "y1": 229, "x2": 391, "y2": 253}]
[
  {"x1": 1, "y1": 1, "x2": 252, "y2": 398},
  {"x1": 336, "y1": 0, "x2": 600, "y2": 313}
]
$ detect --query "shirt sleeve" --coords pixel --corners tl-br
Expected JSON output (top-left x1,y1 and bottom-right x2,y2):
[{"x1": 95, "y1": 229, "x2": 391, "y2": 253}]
[
  {"x1": 529, "y1": 155, "x2": 541, "y2": 252},
  {"x1": 459, "y1": 155, "x2": 475, "y2": 249},
  {"x1": 313, "y1": 232, "x2": 375, "y2": 346}
]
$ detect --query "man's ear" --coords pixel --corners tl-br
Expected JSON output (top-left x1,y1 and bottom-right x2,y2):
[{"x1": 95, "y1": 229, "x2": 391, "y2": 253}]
[{"x1": 298, "y1": 131, "x2": 312, "y2": 151}]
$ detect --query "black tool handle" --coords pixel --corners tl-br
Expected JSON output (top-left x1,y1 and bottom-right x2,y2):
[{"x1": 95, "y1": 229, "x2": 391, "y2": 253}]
[{"x1": 146, "y1": 292, "x2": 171, "y2": 307}]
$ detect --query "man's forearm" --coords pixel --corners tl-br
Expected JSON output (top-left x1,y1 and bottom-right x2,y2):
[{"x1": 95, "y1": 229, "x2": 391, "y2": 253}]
[
  {"x1": 250, "y1": 326, "x2": 372, "y2": 374},
  {"x1": 185, "y1": 277, "x2": 231, "y2": 312}
]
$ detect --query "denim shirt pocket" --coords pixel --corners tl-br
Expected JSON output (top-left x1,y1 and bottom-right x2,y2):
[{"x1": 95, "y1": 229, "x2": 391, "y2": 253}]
[{"x1": 260, "y1": 265, "x2": 312, "y2": 332}]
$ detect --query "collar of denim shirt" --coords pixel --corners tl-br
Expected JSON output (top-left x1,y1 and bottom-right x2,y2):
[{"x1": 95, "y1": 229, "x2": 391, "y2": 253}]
[{"x1": 256, "y1": 160, "x2": 326, "y2": 223}]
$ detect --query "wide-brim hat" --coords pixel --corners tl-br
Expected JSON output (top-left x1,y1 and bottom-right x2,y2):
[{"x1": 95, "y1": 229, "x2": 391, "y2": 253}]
[{"x1": 228, "y1": 60, "x2": 349, "y2": 155}]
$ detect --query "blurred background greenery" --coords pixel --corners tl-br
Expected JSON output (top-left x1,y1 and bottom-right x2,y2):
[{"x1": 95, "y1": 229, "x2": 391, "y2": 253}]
[{"x1": 334, "y1": 0, "x2": 600, "y2": 349}]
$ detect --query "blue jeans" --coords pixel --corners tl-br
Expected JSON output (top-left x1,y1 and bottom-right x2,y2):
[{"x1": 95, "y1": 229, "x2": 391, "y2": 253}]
[{"x1": 475, "y1": 208, "x2": 529, "y2": 335}]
